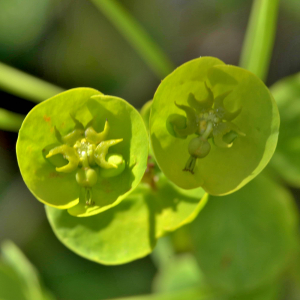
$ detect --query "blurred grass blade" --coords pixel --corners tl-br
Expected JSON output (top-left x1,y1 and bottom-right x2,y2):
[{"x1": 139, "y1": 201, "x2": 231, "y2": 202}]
[
  {"x1": 239, "y1": 0, "x2": 280, "y2": 81},
  {"x1": 90, "y1": 0, "x2": 175, "y2": 78},
  {"x1": 0, "y1": 108, "x2": 24, "y2": 132},
  {"x1": 1, "y1": 240, "x2": 56, "y2": 300},
  {"x1": 0, "y1": 62, "x2": 64, "y2": 103},
  {"x1": 1, "y1": 240, "x2": 43, "y2": 300}
]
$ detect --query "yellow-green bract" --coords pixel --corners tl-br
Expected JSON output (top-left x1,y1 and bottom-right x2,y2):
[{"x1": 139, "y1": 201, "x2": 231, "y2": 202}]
[
  {"x1": 46, "y1": 174, "x2": 208, "y2": 265},
  {"x1": 17, "y1": 88, "x2": 148, "y2": 217},
  {"x1": 150, "y1": 57, "x2": 279, "y2": 195}
]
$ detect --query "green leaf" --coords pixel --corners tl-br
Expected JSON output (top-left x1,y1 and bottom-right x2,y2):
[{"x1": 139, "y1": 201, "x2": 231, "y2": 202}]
[
  {"x1": 283, "y1": 245, "x2": 300, "y2": 300},
  {"x1": 108, "y1": 288, "x2": 213, "y2": 300},
  {"x1": 107, "y1": 284, "x2": 281, "y2": 300},
  {"x1": 152, "y1": 237, "x2": 282, "y2": 300},
  {"x1": 152, "y1": 175, "x2": 208, "y2": 236},
  {"x1": 220, "y1": 283, "x2": 282, "y2": 300},
  {"x1": 190, "y1": 173, "x2": 298, "y2": 293},
  {"x1": 17, "y1": 88, "x2": 148, "y2": 217},
  {"x1": 152, "y1": 253, "x2": 204, "y2": 293},
  {"x1": 150, "y1": 57, "x2": 279, "y2": 195},
  {"x1": 45, "y1": 173, "x2": 207, "y2": 265},
  {"x1": 269, "y1": 72, "x2": 300, "y2": 187}
]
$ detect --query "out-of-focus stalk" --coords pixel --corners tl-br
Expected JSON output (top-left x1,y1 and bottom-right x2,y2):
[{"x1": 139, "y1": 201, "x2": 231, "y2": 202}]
[
  {"x1": 0, "y1": 109, "x2": 24, "y2": 132},
  {"x1": 239, "y1": 0, "x2": 280, "y2": 81},
  {"x1": 0, "y1": 62, "x2": 64, "y2": 103},
  {"x1": 90, "y1": 0, "x2": 175, "y2": 79}
]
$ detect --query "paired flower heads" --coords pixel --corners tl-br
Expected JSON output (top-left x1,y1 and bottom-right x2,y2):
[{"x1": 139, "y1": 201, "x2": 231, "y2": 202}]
[
  {"x1": 169, "y1": 82, "x2": 245, "y2": 174},
  {"x1": 17, "y1": 59, "x2": 279, "y2": 215}
]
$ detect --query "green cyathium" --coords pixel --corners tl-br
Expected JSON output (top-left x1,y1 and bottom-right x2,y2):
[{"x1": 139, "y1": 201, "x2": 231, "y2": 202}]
[
  {"x1": 45, "y1": 115, "x2": 125, "y2": 206},
  {"x1": 169, "y1": 82, "x2": 245, "y2": 174}
]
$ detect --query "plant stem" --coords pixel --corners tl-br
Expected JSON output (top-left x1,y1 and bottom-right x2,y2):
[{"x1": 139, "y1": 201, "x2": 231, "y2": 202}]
[
  {"x1": 239, "y1": 0, "x2": 280, "y2": 81},
  {"x1": 89, "y1": 0, "x2": 175, "y2": 78},
  {"x1": 0, "y1": 62, "x2": 64, "y2": 103},
  {"x1": 0, "y1": 109, "x2": 24, "y2": 132}
]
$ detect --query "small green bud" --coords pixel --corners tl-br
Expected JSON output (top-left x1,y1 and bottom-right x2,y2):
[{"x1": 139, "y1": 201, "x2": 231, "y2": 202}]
[
  {"x1": 213, "y1": 122, "x2": 245, "y2": 148},
  {"x1": 188, "y1": 137, "x2": 211, "y2": 158},
  {"x1": 183, "y1": 155, "x2": 197, "y2": 174},
  {"x1": 172, "y1": 102, "x2": 198, "y2": 137},
  {"x1": 166, "y1": 114, "x2": 187, "y2": 139},
  {"x1": 99, "y1": 154, "x2": 125, "y2": 178},
  {"x1": 223, "y1": 131, "x2": 238, "y2": 145}
]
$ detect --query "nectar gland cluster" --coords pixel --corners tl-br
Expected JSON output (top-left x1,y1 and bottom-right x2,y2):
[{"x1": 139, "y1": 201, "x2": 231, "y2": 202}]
[
  {"x1": 169, "y1": 82, "x2": 245, "y2": 174},
  {"x1": 44, "y1": 115, "x2": 125, "y2": 206}
]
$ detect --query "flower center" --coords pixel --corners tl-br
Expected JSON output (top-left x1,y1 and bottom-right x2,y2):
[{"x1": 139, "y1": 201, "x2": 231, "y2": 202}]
[
  {"x1": 45, "y1": 117, "x2": 125, "y2": 206},
  {"x1": 168, "y1": 82, "x2": 244, "y2": 174},
  {"x1": 74, "y1": 139, "x2": 95, "y2": 167}
]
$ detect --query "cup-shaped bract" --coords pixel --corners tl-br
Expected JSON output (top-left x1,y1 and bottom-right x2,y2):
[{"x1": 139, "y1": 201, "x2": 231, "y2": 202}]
[
  {"x1": 17, "y1": 88, "x2": 148, "y2": 217},
  {"x1": 46, "y1": 173, "x2": 208, "y2": 265},
  {"x1": 150, "y1": 57, "x2": 279, "y2": 195}
]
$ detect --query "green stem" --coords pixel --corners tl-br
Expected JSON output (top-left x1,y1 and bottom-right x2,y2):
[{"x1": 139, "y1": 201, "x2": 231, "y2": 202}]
[
  {"x1": 0, "y1": 62, "x2": 64, "y2": 103},
  {"x1": 0, "y1": 109, "x2": 24, "y2": 132},
  {"x1": 201, "y1": 121, "x2": 213, "y2": 140},
  {"x1": 89, "y1": 0, "x2": 175, "y2": 78},
  {"x1": 239, "y1": 0, "x2": 280, "y2": 81}
]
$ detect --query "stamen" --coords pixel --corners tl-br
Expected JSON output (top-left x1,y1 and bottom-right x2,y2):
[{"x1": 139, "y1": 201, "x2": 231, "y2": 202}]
[
  {"x1": 85, "y1": 188, "x2": 94, "y2": 206},
  {"x1": 183, "y1": 156, "x2": 196, "y2": 174}
]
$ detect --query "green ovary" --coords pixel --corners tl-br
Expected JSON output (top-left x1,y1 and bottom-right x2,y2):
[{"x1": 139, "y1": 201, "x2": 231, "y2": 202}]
[
  {"x1": 76, "y1": 168, "x2": 98, "y2": 188},
  {"x1": 45, "y1": 116, "x2": 125, "y2": 206},
  {"x1": 169, "y1": 82, "x2": 245, "y2": 174}
]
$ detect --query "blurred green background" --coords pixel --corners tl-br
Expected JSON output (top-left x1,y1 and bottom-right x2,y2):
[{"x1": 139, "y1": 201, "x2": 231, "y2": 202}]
[{"x1": 1, "y1": 0, "x2": 300, "y2": 299}]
